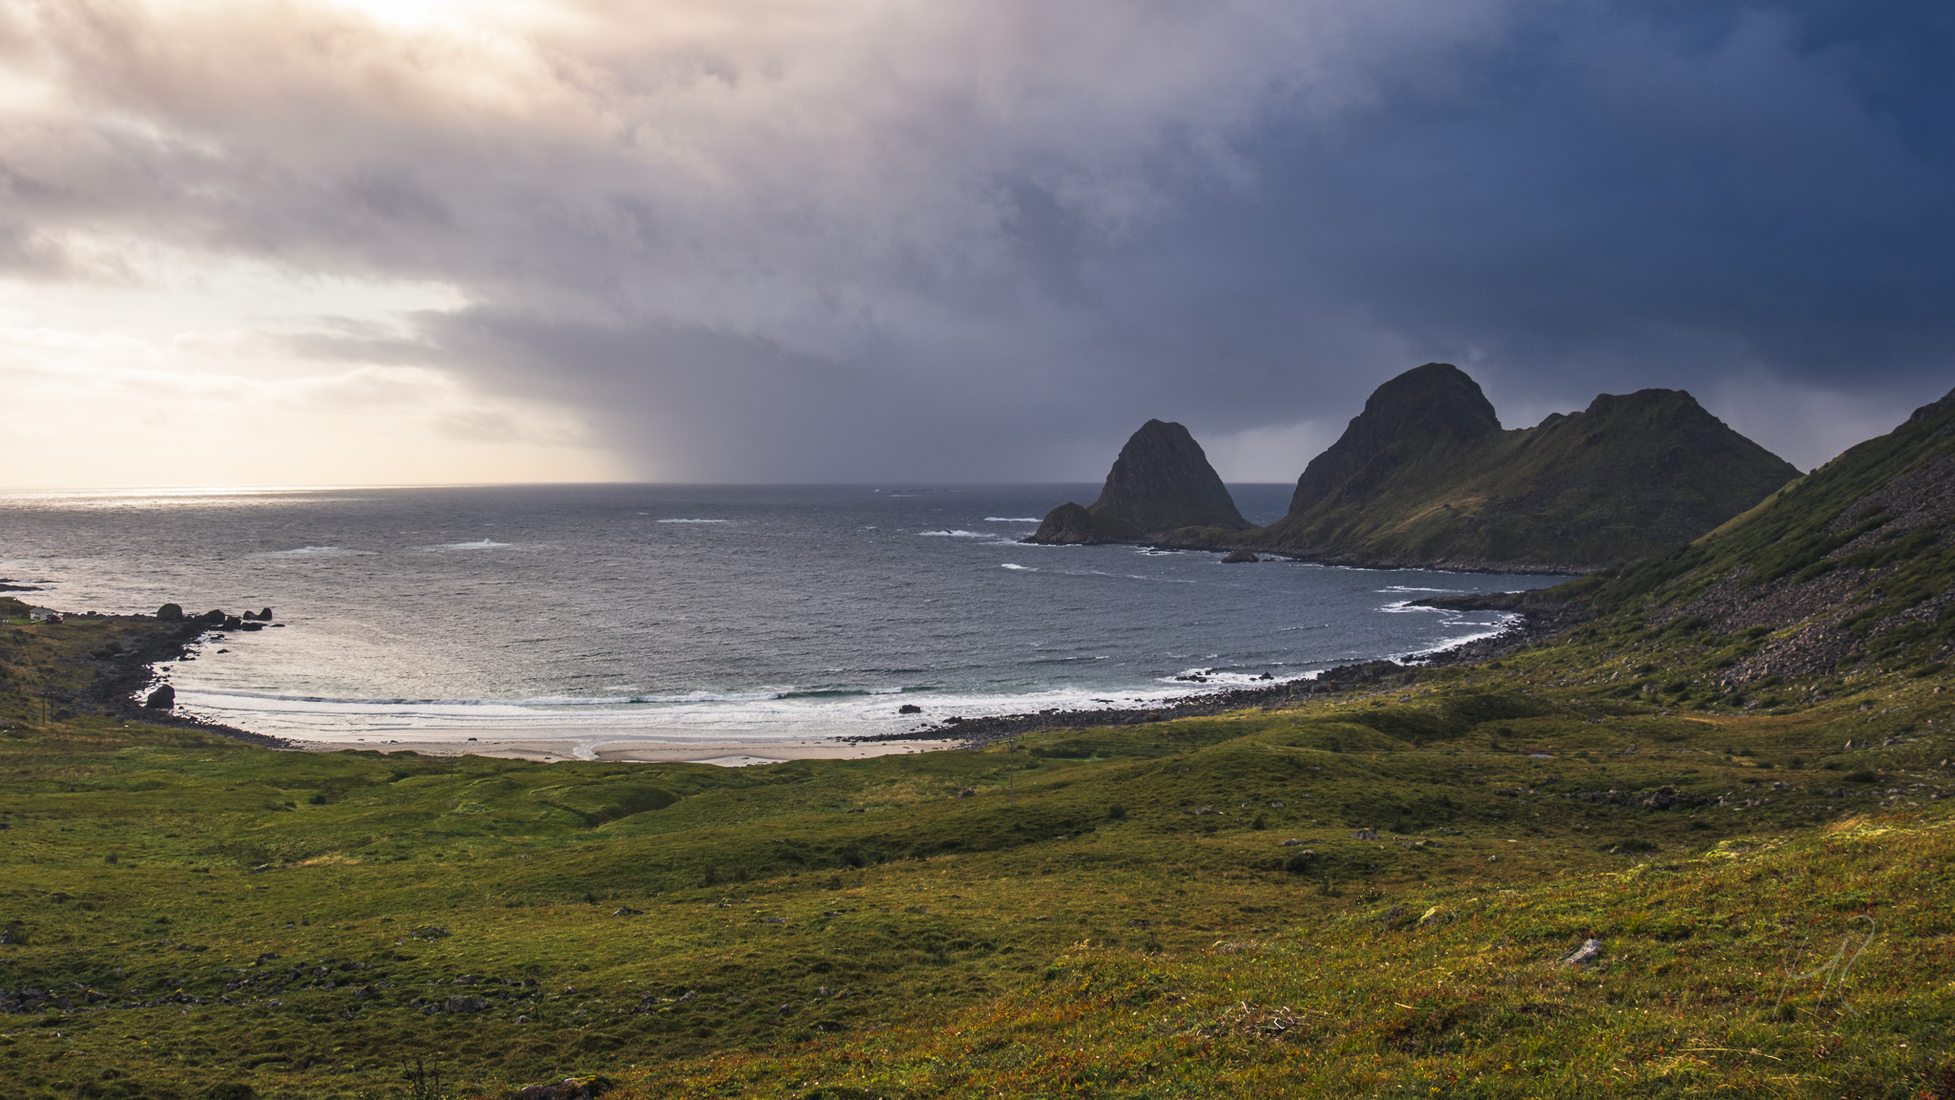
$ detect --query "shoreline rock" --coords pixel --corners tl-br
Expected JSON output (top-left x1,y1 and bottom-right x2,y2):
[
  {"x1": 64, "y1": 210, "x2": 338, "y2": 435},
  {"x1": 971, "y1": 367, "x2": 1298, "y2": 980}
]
[
  {"x1": 847, "y1": 595, "x2": 1583, "y2": 750},
  {"x1": 68, "y1": 604, "x2": 290, "y2": 748}
]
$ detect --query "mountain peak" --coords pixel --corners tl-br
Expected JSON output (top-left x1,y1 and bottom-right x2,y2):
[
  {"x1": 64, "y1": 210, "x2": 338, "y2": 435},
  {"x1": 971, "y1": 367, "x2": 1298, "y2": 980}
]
[
  {"x1": 1266, "y1": 364, "x2": 1799, "y2": 571},
  {"x1": 1286, "y1": 364, "x2": 1501, "y2": 517},
  {"x1": 1581, "y1": 388, "x2": 1708, "y2": 420},
  {"x1": 1363, "y1": 363, "x2": 1502, "y2": 438}
]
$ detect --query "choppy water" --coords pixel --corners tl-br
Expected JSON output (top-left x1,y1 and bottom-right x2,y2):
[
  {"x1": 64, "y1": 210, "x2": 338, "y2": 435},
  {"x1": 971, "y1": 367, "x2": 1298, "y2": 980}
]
[{"x1": 0, "y1": 484, "x2": 1562, "y2": 754}]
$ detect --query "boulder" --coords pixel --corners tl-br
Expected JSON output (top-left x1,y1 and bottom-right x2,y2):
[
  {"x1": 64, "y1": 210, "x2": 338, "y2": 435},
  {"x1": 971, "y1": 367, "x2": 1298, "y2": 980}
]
[
  {"x1": 515, "y1": 1077, "x2": 614, "y2": 1100},
  {"x1": 898, "y1": 703, "x2": 923, "y2": 715},
  {"x1": 202, "y1": 609, "x2": 226, "y2": 625},
  {"x1": 145, "y1": 685, "x2": 176, "y2": 710},
  {"x1": 1221, "y1": 550, "x2": 1259, "y2": 564},
  {"x1": 156, "y1": 603, "x2": 185, "y2": 622},
  {"x1": 258, "y1": 607, "x2": 274, "y2": 621},
  {"x1": 1562, "y1": 938, "x2": 1604, "y2": 967}
]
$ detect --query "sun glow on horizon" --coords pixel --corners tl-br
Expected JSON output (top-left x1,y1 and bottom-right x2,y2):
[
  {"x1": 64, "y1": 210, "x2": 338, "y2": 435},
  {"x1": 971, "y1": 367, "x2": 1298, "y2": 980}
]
[{"x1": 0, "y1": 254, "x2": 629, "y2": 491}]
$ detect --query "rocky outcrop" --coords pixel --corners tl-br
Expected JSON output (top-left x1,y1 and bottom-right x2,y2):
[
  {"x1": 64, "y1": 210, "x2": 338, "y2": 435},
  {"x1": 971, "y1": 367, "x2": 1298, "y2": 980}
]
[
  {"x1": 1032, "y1": 503, "x2": 1098, "y2": 544},
  {"x1": 1258, "y1": 364, "x2": 1800, "y2": 571},
  {"x1": 1029, "y1": 420, "x2": 1249, "y2": 544}
]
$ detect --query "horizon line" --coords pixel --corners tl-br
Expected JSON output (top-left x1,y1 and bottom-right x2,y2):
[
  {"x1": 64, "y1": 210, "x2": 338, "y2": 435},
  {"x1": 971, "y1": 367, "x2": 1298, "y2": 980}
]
[{"x1": 0, "y1": 478, "x2": 1309, "y2": 497}]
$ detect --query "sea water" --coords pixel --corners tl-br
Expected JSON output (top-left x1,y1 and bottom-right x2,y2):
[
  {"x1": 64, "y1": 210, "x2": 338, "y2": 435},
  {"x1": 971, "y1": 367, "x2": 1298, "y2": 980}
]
[{"x1": 0, "y1": 484, "x2": 1563, "y2": 753}]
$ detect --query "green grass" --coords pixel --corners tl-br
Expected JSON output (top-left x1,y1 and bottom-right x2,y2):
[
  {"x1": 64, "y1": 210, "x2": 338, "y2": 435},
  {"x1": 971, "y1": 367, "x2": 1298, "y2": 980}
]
[
  {"x1": 2, "y1": 607, "x2": 1950, "y2": 1097},
  {"x1": 662, "y1": 810, "x2": 1955, "y2": 1097}
]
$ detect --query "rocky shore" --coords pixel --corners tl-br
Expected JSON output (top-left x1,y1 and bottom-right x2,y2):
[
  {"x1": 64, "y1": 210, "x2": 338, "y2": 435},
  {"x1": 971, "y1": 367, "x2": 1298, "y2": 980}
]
[
  {"x1": 1140, "y1": 540, "x2": 1601, "y2": 577},
  {"x1": 73, "y1": 604, "x2": 289, "y2": 748},
  {"x1": 848, "y1": 660, "x2": 1416, "y2": 749},
  {"x1": 1410, "y1": 588, "x2": 1589, "y2": 660},
  {"x1": 854, "y1": 589, "x2": 1585, "y2": 750}
]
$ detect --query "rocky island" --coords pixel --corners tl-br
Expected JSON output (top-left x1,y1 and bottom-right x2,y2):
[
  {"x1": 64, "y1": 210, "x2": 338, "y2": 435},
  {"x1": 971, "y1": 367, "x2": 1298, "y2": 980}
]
[
  {"x1": 1035, "y1": 363, "x2": 1801, "y2": 573},
  {"x1": 1029, "y1": 418, "x2": 1251, "y2": 544}
]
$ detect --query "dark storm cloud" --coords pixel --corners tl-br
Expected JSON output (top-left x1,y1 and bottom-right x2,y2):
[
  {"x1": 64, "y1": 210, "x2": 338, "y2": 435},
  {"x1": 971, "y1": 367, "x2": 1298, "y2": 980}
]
[{"x1": 6, "y1": 0, "x2": 1951, "y2": 478}]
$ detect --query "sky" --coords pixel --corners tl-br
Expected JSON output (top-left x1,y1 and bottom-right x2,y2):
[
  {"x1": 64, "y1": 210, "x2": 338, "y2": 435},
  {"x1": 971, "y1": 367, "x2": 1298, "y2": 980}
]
[{"x1": 2, "y1": 0, "x2": 1951, "y2": 489}]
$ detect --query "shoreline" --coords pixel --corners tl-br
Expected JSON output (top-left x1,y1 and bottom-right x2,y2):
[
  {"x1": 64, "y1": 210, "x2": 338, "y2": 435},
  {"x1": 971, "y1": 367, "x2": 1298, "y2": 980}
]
[
  {"x1": 89, "y1": 585, "x2": 1579, "y2": 765},
  {"x1": 1033, "y1": 535, "x2": 1603, "y2": 578},
  {"x1": 857, "y1": 592, "x2": 1582, "y2": 750}
]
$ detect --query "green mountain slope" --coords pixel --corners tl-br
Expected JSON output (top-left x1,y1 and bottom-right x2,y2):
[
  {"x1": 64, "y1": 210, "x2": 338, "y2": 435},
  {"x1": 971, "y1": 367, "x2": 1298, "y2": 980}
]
[
  {"x1": 1258, "y1": 364, "x2": 1801, "y2": 572},
  {"x1": 1569, "y1": 384, "x2": 1955, "y2": 684}
]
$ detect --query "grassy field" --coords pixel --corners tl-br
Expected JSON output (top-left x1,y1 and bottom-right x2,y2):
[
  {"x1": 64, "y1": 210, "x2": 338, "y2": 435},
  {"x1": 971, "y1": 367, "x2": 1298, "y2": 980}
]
[{"x1": 1, "y1": 605, "x2": 1951, "y2": 1097}]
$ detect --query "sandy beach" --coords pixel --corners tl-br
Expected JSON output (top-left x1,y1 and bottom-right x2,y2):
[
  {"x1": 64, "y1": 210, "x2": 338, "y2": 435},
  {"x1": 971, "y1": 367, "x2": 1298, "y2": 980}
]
[{"x1": 288, "y1": 734, "x2": 951, "y2": 765}]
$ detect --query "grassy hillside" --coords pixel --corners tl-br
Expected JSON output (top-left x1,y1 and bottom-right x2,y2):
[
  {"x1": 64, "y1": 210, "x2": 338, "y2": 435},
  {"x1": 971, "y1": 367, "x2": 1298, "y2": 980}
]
[
  {"x1": 663, "y1": 807, "x2": 1955, "y2": 1097},
  {"x1": 1576, "y1": 387, "x2": 1955, "y2": 678},
  {"x1": 2, "y1": 607, "x2": 1951, "y2": 1097}
]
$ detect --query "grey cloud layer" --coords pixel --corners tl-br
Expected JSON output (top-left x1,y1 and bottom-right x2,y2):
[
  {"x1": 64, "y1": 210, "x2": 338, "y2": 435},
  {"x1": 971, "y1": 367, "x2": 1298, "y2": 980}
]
[{"x1": 5, "y1": 0, "x2": 1950, "y2": 477}]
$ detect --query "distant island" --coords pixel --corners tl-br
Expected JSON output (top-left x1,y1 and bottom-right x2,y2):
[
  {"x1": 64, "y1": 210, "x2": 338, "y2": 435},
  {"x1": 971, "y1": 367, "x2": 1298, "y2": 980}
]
[
  {"x1": 1031, "y1": 363, "x2": 1800, "y2": 573},
  {"x1": 1029, "y1": 418, "x2": 1251, "y2": 545}
]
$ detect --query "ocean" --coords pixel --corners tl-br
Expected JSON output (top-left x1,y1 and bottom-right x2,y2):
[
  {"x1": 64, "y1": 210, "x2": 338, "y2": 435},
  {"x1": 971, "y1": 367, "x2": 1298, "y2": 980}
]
[{"x1": 0, "y1": 484, "x2": 1563, "y2": 757}]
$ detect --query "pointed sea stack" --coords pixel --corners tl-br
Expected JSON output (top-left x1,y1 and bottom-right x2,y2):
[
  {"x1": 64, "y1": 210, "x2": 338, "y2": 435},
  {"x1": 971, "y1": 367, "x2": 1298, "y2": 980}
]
[
  {"x1": 1260, "y1": 363, "x2": 1800, "y2": 572},
  {"x1": 1030, "y1": 419, "x2": 1250, "y2": 544}
]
